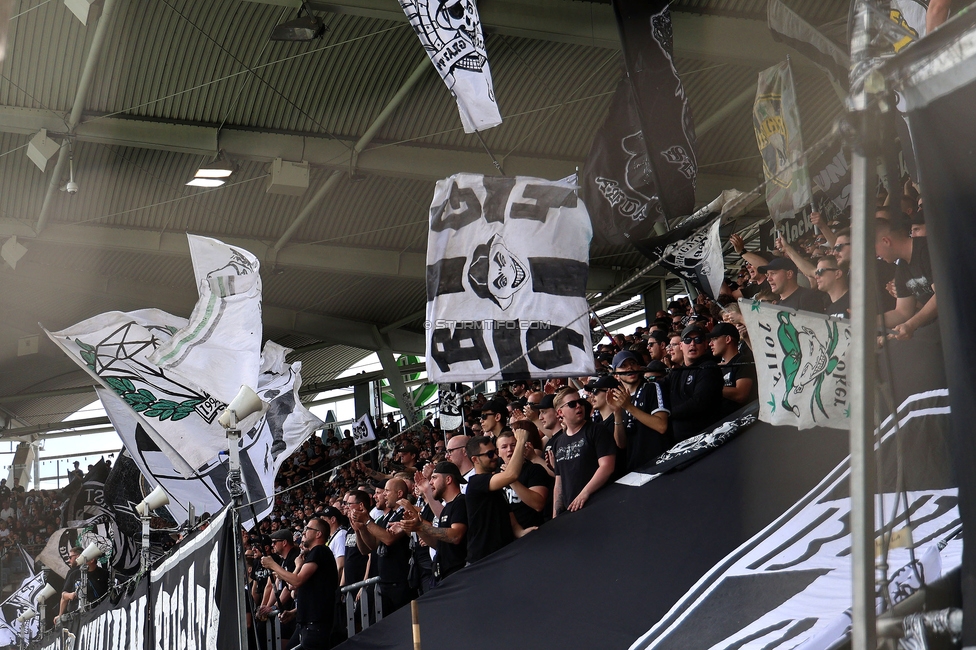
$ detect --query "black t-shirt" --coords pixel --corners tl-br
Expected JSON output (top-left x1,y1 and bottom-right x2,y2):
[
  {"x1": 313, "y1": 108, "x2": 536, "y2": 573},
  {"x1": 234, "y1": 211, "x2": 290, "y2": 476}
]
[
  {"x1": 375, "y1": 509, "x2": 411, "y2": 586},
  {"x1": 434, "y1": 494, "x2": 467, "y2": 578},
  {"x1": 464, "y1": 473, "x2": 514, "y2": 563},
  {"x1": 343, "y1": 530, "x2": 369, "y2": 587},
  {"x1": 621, "y1": 380, "x2": 671, "y2": 472},
  {"x1": 740, "y1": 278, "x2": 771, "y2": 299},
  {"x1": 552, "y1": 421, "x2": 615, "y2": 511},
  {"x1": 777, "y1": 285, "x2": 828, "y2": 313},
  {"x1": 826, "y1": 292, "x2": 850, "y2": 320},
  {"x1": 895, "y1": 236, "x2": 935, "y2": 306},
  {"x1": 719, "y1": 352, "x2": 758, "y2": 417},
  {"x1": 667, "y1": 358, "x2": 725, "y2": 442},
  {"x1": 87, "y1": 566, "x2": 109, "y2": 605},
  {"x1": 294, "y1": 544, "x2": 338, "y2": 626},
  {"x1": 503, "y1": 462, "x2": 552, "y2": 529}
]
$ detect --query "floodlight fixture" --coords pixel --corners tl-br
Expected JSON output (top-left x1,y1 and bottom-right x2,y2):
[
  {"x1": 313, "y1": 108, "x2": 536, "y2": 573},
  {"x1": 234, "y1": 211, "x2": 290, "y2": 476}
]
[
  {"x1": 27, "y1": 129, "x2": 61, "y2": 173},
  {"x1": 270, "y1": 3, "x2": 327, "y2": 41}
]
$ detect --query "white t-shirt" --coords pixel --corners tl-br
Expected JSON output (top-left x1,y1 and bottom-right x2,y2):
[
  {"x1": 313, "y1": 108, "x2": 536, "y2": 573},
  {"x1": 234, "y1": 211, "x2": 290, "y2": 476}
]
[{"x1": 328, "y1": 528, "x2": 347, "y2": 559}]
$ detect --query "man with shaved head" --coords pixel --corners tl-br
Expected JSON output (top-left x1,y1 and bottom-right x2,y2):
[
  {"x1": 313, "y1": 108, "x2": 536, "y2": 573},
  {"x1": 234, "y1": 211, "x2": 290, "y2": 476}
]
[
  {"x1": 445, "y1": 434, "x2": 476, "y2": 490},
  {"x1": 351, "y1": 477, "x2": 413, "y2": 615}
]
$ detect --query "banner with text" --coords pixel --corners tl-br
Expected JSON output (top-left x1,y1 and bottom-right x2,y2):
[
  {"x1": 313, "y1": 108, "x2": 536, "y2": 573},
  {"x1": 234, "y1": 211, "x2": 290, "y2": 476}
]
[
  {"x1": 425, "y1": 174, "x2": 595, "y2": 382},
  {"x1": 740, "y1": 299, "x2": 851, "y2": 430}
]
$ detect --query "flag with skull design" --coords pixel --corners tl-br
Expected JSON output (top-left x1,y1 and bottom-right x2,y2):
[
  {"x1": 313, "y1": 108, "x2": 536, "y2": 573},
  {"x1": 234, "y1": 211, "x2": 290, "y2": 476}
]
[
  {"x1": 425, "y1": 173, "x2": 595, "y2": 382},
  {"x1": 399, "y1": 0, "x2": 502, "y2": 133},
  {"x1": 740, "y1": 299, "x2": 852, "y2": 430}
]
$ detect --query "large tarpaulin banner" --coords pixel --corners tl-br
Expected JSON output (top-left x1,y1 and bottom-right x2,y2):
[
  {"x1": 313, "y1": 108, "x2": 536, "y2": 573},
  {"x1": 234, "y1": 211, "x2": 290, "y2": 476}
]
[
  {"x1": 754, "y1": 60, "x2": 811, "y2": 223},
  {"x1": 425, "y1": 174, "x2": 594, "y2": 382},
  {"x1": 740, "y1": 299, "x2": 851, "y2": 430},
  {"x1": 33, "y1": 506, "x2": 236, "y2": 650},
  {"x1": 893, "y1": 11, "x2": 976, "y2": 642},
  {"x1": 398, "y1": 0, "x2": 501, "y2": 132}
]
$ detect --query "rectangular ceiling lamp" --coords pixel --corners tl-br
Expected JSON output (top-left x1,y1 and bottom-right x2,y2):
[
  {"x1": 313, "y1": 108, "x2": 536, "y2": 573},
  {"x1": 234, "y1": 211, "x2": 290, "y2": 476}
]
[
  {"x1": 27, "y1": 129, "x2": 60, "y2": 172},
  {"x1": 266, "y1": 158, "x2": 309, "y2": 196}
]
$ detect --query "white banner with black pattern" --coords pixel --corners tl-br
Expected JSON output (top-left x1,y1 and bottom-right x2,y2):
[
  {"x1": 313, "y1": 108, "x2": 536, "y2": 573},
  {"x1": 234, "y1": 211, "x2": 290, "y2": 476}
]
[
  {"x1": 352, "y1": 413, "x2": 377, "y2": 445},
  {"x1": 425, "y1": 174, "x2": 595, "y2": 383},
  {"x1": 399, "y1": 0, "x2": 501, "y2": 132}
]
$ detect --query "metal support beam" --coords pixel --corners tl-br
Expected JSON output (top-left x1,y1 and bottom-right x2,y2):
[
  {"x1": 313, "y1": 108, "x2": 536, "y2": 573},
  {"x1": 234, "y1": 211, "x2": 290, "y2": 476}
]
[
  {"x1": 372, "y1": 327, "x2": 419, "y2": 426},
  {"x1": 253, "y1": 0, "x2": 802, "y2": 67},
  {"x1": 0, "y1": 218, "x2": 633, "y2": 293},
  {"x1": 35, "y1": 0, "x2": 119, "y2": 235},
  {"x1": 0, "y1": 105, "x2": 757, "y2": 204}
]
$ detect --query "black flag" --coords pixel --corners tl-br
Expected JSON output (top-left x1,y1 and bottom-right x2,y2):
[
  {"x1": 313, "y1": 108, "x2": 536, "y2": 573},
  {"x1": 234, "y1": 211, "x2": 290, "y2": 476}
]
[{"x1": 614, "y1": 0, "x2": 697, "y2": 222}]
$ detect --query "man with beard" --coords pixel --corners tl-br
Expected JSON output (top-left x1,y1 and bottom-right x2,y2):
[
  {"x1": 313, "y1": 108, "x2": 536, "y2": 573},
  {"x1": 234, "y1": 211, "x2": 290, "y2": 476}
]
[
  {"x1": 668, "y1": 323, "x2": 725, "y2": 442},
  {"x1": 396, "y1": 462, "x2": 468, "y2": 583},
  {"x1": 350, "y1": 478, "x2": 413, "y2": 615},
  {"x1": 551, "y1": 387, "x2": 616, "y2": 516},
  {"x1": 261, "y1": 518, "x2": 338, "y2": 650},
  {"x1": 605, "y1": 351, "x2": 670, "y2": 472}
]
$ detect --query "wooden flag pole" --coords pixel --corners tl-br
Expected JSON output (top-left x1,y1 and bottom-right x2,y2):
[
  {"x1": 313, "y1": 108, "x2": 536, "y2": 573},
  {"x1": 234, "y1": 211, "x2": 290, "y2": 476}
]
[{"x1": 411, "y1": 600, "x2": 422, "y2": 650}]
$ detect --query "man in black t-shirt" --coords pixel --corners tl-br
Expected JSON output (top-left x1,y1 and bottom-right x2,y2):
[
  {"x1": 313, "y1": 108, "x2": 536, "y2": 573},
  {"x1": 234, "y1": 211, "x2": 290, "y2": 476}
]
[
  {"x1": 876, "y1": 213, "x2": 938, "y2": 340},
  {"x1": 464, "y1": 430, "x2": 528, "y2": 563},
  {"x1": 398, "y1": 462, "x2": 468, "y2": 583},
  {"x1": 262, "y1": 517, "x2": 338, "y2": 650},
  {"x1": 340, "y1": 490, "x2": 372, "y2": 588},
  {"x1": 814, "y1": 255, "x2": 850, "y2": 319},
  {"x1": 550, "y1": 387, "x2": 616, "y2": 516},
  {"x1": 708, "y1": 323, "x2": 757, "y2": 417},
  {"x1": 759, "y1": 257, "x2": 828, "y2": 313},
  {"x1": 259, "y1": 529, "x2": 300, "y2": 639},
  {"x1": 497, "y1": 429, "x2": 551, "y2": 529}
]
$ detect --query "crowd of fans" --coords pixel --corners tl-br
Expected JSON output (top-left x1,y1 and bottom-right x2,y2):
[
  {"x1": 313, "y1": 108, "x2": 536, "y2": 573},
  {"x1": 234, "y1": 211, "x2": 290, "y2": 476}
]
[{"x1": 240, "y1": 180, "x2": 937, "y2": 649}]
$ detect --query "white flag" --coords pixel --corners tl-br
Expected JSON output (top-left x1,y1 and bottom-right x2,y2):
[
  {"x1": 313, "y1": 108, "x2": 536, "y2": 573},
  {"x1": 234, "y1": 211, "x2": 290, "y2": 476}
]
[
  {"x1": 425, "y1": 174, "x2": 595, "y2": 382},
  {"x1": 351, "y1": 413, "x2": 376, "y2": 446},
  {"x1": 149, "y1": 234, "x2": 262, "y2": 405},
  {"x1": 46, "y1": 309, "x2": 224, "y2": 473},
  {"x1": 399, "y1": 0, "x2": 502, "y2": 132},
  {"x1": 739, "y1": 299, "x2": 851, "y2": 429},
  {"x1": 98, "y1": 340, "x2": 322, "y2": 527}
]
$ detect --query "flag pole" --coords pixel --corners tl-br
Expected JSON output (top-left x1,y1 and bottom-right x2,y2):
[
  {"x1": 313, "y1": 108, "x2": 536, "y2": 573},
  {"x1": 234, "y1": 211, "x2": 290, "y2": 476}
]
[{"x1": 848, "y1": 2, "x2": 887, "y2": 648}]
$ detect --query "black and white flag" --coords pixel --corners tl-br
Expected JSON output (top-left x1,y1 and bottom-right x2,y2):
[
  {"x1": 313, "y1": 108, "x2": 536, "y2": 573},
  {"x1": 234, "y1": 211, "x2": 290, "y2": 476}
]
[
  {"x1": 438, "y1": 383, "x2": 465, "y2": 431},
  {"x1": 399, "y1": 0, "x2": 501, "y2": 132},
  {"x1": 613, "y1": 0, "x2": 697, "y2": 222},
  {"x1": 352, "y1": 413, "x2": 376, "y2": 446},
  {"x1": 631, "y1": 191, "x2": 745, "y2": 300},
  {"x1": 582, "y1": 74, "x2": 663, "y2": 245},
  {"x1": 425, "y1": 174, "x2": 595, "y2": 382}
]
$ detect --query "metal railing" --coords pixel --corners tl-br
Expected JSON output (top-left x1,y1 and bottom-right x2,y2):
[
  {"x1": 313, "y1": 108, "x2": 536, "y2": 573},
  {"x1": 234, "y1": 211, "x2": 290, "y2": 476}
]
[{"x1": 339, "y1": 576, "x2": 383, "y2": 639}]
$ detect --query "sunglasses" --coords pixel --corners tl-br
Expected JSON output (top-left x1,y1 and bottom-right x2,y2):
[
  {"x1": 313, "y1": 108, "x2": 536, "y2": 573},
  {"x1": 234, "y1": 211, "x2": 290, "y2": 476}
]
[
  {"x1": 558, "y1": 399, "x2": 584, "y2": 410},
  {"x1": 471, "y1": 450, "x2": 497, "y2": 459},
  {"x1": 446, "y1": 446, "x2": 464, "y2": 453},
  {"x1": 682, "y1": 336, "x2": 706, "y2": 345},
  {"x1": 480, "y1": 412, "x2": 496, "y2": 420},
  {"x1": 815, "y1": 267, "x2": 840, "y2": 276},
  {"x1": 832, "y1": 242, "x2": 850, "y2": 251}
]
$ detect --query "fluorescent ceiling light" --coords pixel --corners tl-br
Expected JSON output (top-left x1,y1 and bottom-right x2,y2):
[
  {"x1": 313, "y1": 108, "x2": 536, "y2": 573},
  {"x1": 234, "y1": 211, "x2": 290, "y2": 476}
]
[{"x1": 186, "y1": 178, "x2": 226, "y2": 188}]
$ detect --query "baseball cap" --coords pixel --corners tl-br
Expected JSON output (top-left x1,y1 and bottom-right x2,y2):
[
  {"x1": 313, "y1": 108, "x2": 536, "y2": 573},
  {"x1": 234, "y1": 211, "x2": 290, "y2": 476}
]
[
  {"x1": 585, "y1": 375, "x2": 620, "y2": 391},
  {"x1": 529, "y1": 394, "x2": 556, "y2": 410},
  {"x1": 910, "y1": 209, "x2": 925, "y2": 225},
  {"x1": 680, "y1": 323, "x2": 709, "y2": 339},
  {"x1": 432, "y1": 461, "x2": 467, "y2": 484},
  {"x1": 611, "y1": 350, "x2": 642, "y2": 369},
  {"x1": 758, "y1": 257, "x2": 798, "y2": 274},
  {"x1": 708, "y1": 322, "x2": 740, "y2": 341},
  {"x1": 646, "y1": 360, "x2": 668, "y2": 375}
]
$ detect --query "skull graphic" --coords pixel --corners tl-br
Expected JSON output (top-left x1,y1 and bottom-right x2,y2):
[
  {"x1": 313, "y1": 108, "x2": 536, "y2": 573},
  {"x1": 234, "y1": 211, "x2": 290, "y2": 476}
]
[{"x1": 467, "y1": 234, "x2": 529, "y2": 310}]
